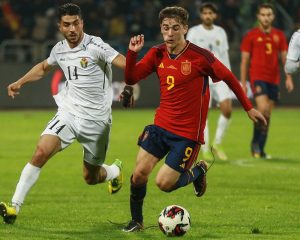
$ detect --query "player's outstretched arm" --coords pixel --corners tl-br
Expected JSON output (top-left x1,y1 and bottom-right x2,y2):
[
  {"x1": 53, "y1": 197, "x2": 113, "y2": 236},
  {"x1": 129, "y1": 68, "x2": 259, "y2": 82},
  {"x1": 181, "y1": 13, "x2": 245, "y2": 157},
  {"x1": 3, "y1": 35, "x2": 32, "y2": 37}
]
[
  {"x1": 247, "y1": 108, "x2": 267, "y2": 125},
  {"x1": 112, "y1": 53, "x2": 126, "y2": 69},
  {"x1": 129, "y1": 34, "x2": 144, "y2": 53},
  {"x1": 7, "y1": 60, "x2": 55, "y2": 99}
]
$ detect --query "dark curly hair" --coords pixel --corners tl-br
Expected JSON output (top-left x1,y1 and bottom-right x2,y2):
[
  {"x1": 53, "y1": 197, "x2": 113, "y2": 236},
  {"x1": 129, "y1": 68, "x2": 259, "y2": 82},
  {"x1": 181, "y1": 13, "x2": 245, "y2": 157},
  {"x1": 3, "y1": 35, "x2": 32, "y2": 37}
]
[
  {"x1": 58, "y1": 3, "x2": 82, "y2": 21},
  {"x1": 159, "y1": 6, "x2": 189, "y2": 26}
]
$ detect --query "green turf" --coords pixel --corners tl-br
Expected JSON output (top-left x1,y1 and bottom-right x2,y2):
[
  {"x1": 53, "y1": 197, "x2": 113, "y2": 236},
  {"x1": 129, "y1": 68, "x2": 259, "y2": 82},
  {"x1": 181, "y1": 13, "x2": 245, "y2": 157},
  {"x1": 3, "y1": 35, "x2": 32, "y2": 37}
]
[{"x1": 0, "y1": 108, "x2": 299, "y2": 239}]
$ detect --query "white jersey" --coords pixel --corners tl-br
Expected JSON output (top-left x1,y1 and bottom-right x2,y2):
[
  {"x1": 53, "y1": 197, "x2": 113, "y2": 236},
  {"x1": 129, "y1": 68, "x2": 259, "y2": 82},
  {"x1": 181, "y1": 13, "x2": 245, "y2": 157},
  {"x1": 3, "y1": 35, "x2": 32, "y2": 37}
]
[
  {"x1": 47, "y1": 33, "x2": 119, "y2": 121},
  {"x1": 187, "y1": 24, "x2": 233, "y2": 102},
  {"x1": 287, "y1": 29, "x2": 300, "y2": 61},
  {"x1": 187, "y1": 24, "x2": 231, "y2": 70}
]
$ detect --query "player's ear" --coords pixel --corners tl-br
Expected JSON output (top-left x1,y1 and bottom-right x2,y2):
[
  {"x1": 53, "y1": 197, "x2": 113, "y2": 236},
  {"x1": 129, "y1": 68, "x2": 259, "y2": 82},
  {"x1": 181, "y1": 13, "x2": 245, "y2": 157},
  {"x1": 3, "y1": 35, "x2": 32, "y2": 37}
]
[{"x1": 183, "y1": 25, "x2": 188, "y2": 35}]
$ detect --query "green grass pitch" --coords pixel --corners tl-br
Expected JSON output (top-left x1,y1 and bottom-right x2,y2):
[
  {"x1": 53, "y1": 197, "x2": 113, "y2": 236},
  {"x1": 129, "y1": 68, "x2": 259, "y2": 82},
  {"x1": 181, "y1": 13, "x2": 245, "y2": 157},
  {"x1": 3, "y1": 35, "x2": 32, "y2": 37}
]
[{"x1": 0, "y1": 108, "x2": 300, "y2": 239}]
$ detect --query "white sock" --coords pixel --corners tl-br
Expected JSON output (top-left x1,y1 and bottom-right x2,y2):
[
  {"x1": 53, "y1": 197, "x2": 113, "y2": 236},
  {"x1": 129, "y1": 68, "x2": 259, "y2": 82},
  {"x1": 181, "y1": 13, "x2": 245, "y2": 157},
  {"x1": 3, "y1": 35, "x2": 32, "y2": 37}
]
[
  {"x1": 214, "y1": 114, "x2": 230, "y2": 145},
  {"x1": 202, "y1": 120, "x2": 210, "y2": 152},
  {"x1": 102, "y1": 164, "x2": 120, "y2": 181},
  {"x1": 12, "y1": 163, "x2": 41, "y2": 213}
]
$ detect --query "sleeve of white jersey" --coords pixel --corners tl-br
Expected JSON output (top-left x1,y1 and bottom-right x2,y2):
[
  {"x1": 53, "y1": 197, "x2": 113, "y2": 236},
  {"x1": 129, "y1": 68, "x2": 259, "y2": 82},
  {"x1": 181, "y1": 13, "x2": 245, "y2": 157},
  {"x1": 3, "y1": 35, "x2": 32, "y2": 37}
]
[
  {"x1": 47, "y1": 45, "x2": 58, "y2": 66},
  {"x1": 286, "y1": 30, "x2": 300, "y2": 61},
  {"x1": 95, "y1": 38, "x2": 119, "y2": 63}
]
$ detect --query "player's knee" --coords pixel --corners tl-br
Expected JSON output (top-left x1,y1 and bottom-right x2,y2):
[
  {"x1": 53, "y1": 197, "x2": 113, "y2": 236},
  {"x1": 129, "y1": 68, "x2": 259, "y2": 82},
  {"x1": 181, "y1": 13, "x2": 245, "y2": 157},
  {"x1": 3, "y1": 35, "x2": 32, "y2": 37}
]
[
  {"x1": 133, "y1": 169, "x2": 149, "y2": 185},
  {"x1": 223, "y1": 111, "x2": 232, "y2": 119},
  {"x1": 155, "y1": 178, "x2": 175, "y2": 192},
  {"x1": 31, "y1": 145, "x2": 49, "y2": 167},
  {"x1": 33, "y1": 145, "x2": 47, "y2": 159}
]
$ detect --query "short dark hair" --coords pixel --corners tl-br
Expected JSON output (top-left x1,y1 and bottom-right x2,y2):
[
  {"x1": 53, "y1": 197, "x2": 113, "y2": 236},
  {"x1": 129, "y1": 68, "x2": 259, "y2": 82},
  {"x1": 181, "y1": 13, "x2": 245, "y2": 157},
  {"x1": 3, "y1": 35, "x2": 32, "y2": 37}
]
[
  {"x1": 257, "y1": 3, "x2": 275, "y2": 14},
  {"x1": 58, "y1": 3, "x2": 82, "y2": 21},
  {"x1": 159, "y1": 6, "x2": 189, "y2": 26},
  {"x1": 199, "y1": 2, "x2": 218, "y2": 14}
]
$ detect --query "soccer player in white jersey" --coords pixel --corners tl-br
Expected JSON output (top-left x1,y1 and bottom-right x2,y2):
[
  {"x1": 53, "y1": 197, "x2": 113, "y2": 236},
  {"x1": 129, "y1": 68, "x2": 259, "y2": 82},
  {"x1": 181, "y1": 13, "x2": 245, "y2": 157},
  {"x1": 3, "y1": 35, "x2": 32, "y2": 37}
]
[
  {"x1": 285, "y1": 29, "x2": 300, "y2": 74},
  {"x1": 1, "y1": 3, "x2": 127, "y2": 224},
  {"x1": 186, "y1": 2, "x2": 232, "y2": 161}
]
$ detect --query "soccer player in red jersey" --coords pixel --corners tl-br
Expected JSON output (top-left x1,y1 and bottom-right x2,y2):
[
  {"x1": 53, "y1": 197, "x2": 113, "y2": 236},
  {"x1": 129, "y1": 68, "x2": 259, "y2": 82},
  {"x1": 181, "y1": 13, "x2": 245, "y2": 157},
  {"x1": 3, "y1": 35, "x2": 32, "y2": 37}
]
[
  {"x1": 122, "y1": 6, "x2": 266, "y2": 232},
  {"x1": 240, "y1": 3, "x2": 294, "y2": 159}
]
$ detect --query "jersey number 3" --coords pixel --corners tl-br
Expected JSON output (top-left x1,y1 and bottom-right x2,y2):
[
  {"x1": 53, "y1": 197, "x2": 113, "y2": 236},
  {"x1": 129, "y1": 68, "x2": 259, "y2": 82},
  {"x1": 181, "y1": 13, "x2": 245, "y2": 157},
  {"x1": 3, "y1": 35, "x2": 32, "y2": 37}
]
[{"x1": 265, "y1": 43, "x2": 272, "y2": 54}]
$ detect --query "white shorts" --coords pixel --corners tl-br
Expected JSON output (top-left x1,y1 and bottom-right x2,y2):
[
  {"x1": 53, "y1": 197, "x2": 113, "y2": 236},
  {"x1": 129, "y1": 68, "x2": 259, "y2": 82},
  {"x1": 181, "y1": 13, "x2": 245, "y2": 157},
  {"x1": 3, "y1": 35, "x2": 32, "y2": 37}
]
[
  {"x1": 209, "y1": 81, "x2": 232, "y2": 108},
  {"x1": 41, "y1": 110, "x2": 111, "y2": 166}
]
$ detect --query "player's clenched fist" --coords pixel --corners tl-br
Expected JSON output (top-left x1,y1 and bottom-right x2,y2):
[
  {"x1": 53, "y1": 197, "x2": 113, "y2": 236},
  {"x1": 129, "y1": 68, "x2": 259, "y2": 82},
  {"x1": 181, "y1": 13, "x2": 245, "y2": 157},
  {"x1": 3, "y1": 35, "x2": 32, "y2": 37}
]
[
  {"x1": 7, "y1": 82, "x2": 21, "y2": 99},
  {"x1": 129, "y1": 34, "x2": 144, "y2": 52}
]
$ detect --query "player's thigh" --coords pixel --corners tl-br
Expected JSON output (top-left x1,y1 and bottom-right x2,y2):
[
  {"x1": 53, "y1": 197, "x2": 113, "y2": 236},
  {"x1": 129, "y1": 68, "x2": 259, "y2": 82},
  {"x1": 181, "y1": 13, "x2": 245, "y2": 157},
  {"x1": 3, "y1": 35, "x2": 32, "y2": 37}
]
[
  {"x1": 41, "y1": 110, "x2": 76, "y2": 150},
  {"x1": 133, "y1": 125, "x2": 168, "y2": 182},
  {"x1": 31, "y1": 134, "x2": 62, "y2": 167},
  {"x1": 133, "y1": 147, "x2": 160, "y2": 179},
  {"x1": 78, "y1": 119, "x2": 111, "y2": 166},
  {"x1": 255, "y1": 95, "x2": 273, "y2": 116}
]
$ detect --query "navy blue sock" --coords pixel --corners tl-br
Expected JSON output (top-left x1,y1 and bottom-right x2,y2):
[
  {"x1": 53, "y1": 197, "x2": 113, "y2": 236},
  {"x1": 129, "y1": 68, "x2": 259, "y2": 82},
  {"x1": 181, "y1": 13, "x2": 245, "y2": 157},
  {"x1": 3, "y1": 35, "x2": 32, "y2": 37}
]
[
  {"x1": 174, "y1": 166, "x2": 202, "y2": 190},
  {"x1": 259, "y1": 116, "x2": 270, "y2": 154},
  {"x1": 251, "y1": 121, "x2": 261, "y2": 153},
  {"x1": 130, "y1": 176, "x2": 146, "y2": 223}
]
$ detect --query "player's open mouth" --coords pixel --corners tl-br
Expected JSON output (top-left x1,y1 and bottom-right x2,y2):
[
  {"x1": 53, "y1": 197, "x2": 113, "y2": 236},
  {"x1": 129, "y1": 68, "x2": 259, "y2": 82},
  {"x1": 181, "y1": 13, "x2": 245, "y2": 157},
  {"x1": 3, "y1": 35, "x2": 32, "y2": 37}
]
[{"x1": 166, "y1": 40, "x2": 174, "y2": 44}]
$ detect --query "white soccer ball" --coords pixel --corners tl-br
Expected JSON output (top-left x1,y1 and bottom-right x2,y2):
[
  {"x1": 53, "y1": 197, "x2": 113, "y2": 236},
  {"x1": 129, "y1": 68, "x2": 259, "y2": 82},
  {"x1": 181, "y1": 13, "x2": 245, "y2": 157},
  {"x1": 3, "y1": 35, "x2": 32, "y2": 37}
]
[{"x1": 158, "y1": 205, "x2": 191, "y2": 236}]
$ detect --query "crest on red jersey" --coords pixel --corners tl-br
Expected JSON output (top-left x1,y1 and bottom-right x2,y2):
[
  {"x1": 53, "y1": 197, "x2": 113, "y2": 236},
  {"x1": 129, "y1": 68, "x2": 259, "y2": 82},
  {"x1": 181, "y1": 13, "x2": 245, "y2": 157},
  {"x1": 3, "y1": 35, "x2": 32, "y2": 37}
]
[
  {"x1": 181, "y1": 60, "x2": 191, "y2": 75},
  {"x1": 255, "y1": 85, "x2": 262, "y2": 94}
]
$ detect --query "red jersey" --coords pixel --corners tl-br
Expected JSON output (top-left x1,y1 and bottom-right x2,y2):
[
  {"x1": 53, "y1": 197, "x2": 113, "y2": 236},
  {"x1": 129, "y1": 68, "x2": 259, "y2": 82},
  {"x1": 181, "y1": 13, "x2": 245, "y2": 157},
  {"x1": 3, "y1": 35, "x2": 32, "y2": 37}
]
[
  {"x1": 241, "y1": 27, "x2": 288, "y2": 85},
  {"x1": 125, "y1": 41, "x2": 252, "y2": 143}
]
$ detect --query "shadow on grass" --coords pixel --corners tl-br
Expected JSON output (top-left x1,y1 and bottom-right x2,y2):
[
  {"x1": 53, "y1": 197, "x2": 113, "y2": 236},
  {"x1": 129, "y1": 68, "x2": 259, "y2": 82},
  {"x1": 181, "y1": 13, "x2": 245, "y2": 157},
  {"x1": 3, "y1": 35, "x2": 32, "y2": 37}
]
[{"x1": 9, "y1": 221, "x2": 162, "y2": 240}]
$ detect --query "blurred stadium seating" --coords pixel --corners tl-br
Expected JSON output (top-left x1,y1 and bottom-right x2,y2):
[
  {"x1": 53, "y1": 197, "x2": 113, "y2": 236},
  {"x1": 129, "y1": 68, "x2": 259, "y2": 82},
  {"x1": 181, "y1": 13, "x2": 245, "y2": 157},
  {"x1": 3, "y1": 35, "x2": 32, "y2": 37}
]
[{"x1": 0, "y1": 0, "x2": 299, "y2": 107}]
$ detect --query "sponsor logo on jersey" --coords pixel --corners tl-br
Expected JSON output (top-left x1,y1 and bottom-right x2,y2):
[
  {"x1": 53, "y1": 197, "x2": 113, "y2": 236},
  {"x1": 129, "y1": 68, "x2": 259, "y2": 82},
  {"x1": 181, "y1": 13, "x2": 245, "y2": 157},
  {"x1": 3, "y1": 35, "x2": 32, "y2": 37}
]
[
  {"x1": 216, "y1": 40, "x2": 220, "y2": 46},
  {"x1": 257, "y1": 37, "x2": 263, "y2": 42},
  {"x1": 80, "y1": 57, "x2": 88, "y2": 68},
  {"x1": 158, "y1": 62, "x2": 164, "y2": 68},
  {"x1": 167, "y1": 65, "x2": 177, "y2": 70},
  {"x1": 181, "y1": 60, "x2": 191, "y2": 75}
]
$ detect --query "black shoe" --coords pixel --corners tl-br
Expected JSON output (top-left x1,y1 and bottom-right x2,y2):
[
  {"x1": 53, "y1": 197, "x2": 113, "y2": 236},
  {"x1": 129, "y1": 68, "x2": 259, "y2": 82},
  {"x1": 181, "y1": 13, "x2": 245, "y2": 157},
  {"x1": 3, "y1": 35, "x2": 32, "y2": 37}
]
[
  {"x1": 122, "y1": 220, "x2": 144, "y2": 232},
  {"x1": 193, "y1": 160, "x2": 208, "y2": 197}
]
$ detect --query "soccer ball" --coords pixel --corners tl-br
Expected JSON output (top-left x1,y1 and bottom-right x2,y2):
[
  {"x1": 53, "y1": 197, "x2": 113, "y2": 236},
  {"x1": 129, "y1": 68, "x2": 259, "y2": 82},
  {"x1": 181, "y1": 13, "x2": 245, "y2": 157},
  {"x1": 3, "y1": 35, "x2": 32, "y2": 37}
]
[{"x1": 158, "y1": 205, "x2": 191, "y2": 236}]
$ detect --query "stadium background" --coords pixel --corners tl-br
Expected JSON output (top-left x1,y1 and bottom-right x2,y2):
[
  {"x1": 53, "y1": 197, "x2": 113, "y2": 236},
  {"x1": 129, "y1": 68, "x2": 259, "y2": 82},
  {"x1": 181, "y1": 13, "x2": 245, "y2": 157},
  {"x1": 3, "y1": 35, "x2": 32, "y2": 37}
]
[{"x1": 0, "y1": 0, "x2": 299, "y2": 108}]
